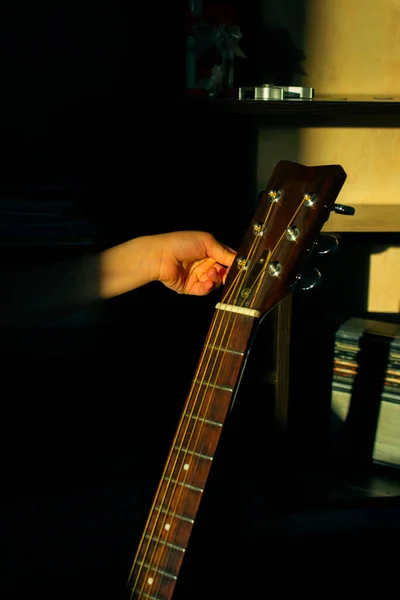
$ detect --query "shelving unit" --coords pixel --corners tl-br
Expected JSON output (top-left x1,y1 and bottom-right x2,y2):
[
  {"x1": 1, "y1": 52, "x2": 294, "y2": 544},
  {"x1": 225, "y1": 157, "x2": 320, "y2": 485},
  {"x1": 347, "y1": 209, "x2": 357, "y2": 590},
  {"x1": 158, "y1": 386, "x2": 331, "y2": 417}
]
[
  {"x1": 181, "y1": 95, "x2": 400, "y2": 464},
  {"x1": 181, "y1": 95, "x2": 400, "y2": 234},
  {"x1": 180, "y1": 95, "x2": 400, "y2": 126}
]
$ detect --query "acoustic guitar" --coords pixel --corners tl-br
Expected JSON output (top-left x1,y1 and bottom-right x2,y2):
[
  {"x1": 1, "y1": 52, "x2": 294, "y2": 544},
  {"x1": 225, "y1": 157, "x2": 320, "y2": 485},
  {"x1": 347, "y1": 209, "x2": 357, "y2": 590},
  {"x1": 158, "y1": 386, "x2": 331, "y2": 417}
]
[{"x1": 127, "y1": 159, "x2": 352, "y2": 599}]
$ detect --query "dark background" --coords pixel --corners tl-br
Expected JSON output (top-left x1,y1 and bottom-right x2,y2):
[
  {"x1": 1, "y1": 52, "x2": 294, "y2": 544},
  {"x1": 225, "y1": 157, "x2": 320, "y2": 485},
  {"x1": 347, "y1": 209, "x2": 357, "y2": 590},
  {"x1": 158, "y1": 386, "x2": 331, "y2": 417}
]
[
  {"x1": 0, "y1": 2, "x2": 275, "y2": 599},
  {"x1": 1, "y1": 2, "x2": 400, "y2": 598}
]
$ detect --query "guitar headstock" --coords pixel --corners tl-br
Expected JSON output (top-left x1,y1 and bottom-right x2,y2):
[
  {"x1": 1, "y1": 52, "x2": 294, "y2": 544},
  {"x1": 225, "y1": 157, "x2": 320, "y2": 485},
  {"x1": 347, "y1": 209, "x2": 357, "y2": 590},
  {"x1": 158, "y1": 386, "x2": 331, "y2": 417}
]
[{"x1": 222, "y1": 160, "x2": 349, "y2": 318}]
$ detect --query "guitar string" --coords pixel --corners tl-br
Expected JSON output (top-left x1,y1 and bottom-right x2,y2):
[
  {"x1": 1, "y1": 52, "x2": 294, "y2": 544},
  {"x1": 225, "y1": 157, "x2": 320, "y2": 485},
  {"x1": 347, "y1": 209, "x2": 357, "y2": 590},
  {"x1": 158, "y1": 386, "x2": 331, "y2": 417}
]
[
  {"x1": 148, "y1": 195, "x2": 310, "y2": 597},
  {"x1": 150, "y1": 314, "x2": 248, "y2": 599},
  {"x1": 132, "y1": 194, "x2": 278, "y2": 597},
  {"x1": 131, "y1": 221, "x2": 266, "y2": 593},
  {"x1": 149, "y1": 203, "x2": 289, "y2": 598},
  {"x1": 137, "y1": 201, "x2": 276, "y2": 598},
  {"x1": 133, "y1": 191, "x2": 304, "y2": 596},
  {"x1": 133, "y1": 261, "x2": 256, "y2": 598},
  {"x1": 131, "y1": 195, "x2": 303, "y2": 597}
]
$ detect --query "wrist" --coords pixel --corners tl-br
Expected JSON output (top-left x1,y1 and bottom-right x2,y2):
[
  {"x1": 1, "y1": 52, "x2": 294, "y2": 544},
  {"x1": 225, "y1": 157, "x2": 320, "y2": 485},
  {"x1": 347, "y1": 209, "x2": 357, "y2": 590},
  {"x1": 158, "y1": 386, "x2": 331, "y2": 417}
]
[{"x1": 99, "y1": 235, "x2": 161, "y2": 299}]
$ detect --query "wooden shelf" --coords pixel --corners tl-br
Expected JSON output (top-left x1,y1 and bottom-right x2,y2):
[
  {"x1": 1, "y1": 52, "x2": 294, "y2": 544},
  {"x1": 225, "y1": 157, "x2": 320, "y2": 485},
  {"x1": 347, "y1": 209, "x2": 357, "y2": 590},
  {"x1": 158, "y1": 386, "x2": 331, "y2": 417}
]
[
  {"x1": 181, "y1": 94, "x2": 400, "y2": 126},
  {"x1": 323, "y1": 205, "x2": 400, "y2": 232}
]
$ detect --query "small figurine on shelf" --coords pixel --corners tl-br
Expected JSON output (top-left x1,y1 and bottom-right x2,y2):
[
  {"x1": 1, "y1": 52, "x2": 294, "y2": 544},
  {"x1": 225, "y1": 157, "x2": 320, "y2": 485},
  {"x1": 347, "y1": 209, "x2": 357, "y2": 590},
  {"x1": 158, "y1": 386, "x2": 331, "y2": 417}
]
[{"x1": 185, "y1": 2, "x2": 246, "y2": 97}]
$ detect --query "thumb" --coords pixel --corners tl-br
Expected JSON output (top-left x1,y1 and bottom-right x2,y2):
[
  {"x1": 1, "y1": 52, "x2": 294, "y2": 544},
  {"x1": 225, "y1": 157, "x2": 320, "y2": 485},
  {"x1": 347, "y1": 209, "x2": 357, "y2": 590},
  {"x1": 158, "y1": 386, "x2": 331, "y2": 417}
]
[{"x1": 205, "y1": 235, "x2": 237, "y2": 266}]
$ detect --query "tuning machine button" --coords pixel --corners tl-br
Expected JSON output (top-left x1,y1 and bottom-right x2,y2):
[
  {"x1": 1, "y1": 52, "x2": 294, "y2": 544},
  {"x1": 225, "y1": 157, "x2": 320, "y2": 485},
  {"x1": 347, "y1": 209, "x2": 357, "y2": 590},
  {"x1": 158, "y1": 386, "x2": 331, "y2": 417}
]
[
  {"x1": 257, "y1": 189, "x2": 284, "y2": 204},
  {"x1": 286, "y1": 226, "x2": 300, "y2": 241},
  {"x1": 253, "y1": 222, "x2": 266, "y2": 236},
  {"x1": 293, "y1": 266, "x2": 322, "y2": 291},
  {"x1": 314, "y1": 233, "x2": 339, "y2": 255},
  {"x1": 267, "y1": 261, "x2": 282, "y2": 277},
  {"x1": 303, "y1": 193, "x2": 317, "y2": 207},
  {"x1": 268, "y1": 189, "x2": 283, "y2": 203},
  {"x1": 237, "y1": 256, "x2": 249, "y2": 270},
  {"x1": 333, "y1": 204, "x2": 355, "y2": 215}
]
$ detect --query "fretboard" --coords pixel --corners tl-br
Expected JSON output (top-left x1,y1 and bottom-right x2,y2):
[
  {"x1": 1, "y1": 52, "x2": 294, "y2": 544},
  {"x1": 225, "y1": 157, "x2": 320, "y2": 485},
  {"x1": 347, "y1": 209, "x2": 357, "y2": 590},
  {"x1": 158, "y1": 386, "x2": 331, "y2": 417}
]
[{"x1": 128, "y1": 308, "x2": 258, "y2": 599}]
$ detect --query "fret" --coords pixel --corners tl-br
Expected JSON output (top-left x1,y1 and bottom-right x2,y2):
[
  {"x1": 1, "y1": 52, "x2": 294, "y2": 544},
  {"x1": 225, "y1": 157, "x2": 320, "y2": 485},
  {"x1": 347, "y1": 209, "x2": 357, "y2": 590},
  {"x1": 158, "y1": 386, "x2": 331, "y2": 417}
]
[
  {"x1": 173, "y1": 445, "x2": 213, "y2": 461},
  {"x1": 145, "y1": 533, "x2": 185, "y2": 554},
  {"x1": 186, "y1": 384, "x2": 233, "y2": 427},
  {"x1": 205, "y1": 343, "x2": 245, "y2": 356},
  {"x1": 183, "y1": 413, "x2": 223, "y2": 428},
  {"x1": 136, "y1": 561, "x2": 177, "y2": 581},
  {"x1": 130, "y1": 313, "x2": 255, "y2": 600},
  {"x1": 193, "y1": 378, "x2": 234, "y2": 393},
  {"x1": 149, "y1": 488, "x2": 201, "y2": 538},
  {"x1": 202, "y1": 311, "x2": 256, "y2": 355},
  {"x1": 175, "y1": 417, "x2": 221, "y2": 462},
  {"x1": 193, "y1": 349, "x2": 245, "y2": 392},
  {"x1": 166, "y1": 447, "x2": 214, "y2": 492},
  {"x1": 131, "y1": 514, "x2": 189, "y2": 595},
  {"x1": 129, "y1": 562, "x2": 176, "y2": 600},
  {"x1": 154, "y1": 505, "x2": 194, "y2": 524},
  {"x1": 164, "y1": 477, "x2": 203, "y2": 494},
  {"x1": 139, "y1": 536, "x2": 185, "y2": 574}
]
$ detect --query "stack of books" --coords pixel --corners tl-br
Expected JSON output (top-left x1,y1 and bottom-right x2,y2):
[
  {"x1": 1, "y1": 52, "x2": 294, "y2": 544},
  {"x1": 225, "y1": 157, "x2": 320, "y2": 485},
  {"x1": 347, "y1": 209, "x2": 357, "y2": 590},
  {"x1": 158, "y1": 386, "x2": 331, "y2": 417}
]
[{"x1": 330, "y1": 317, "x2": 400, "y2": 468}]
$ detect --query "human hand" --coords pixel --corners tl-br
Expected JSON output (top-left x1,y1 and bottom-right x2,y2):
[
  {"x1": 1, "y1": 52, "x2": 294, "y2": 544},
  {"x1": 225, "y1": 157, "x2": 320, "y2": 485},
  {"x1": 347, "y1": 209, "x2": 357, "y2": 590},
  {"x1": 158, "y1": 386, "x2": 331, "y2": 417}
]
[{"x1": 155, "y1": 231, "x2": 236, "y2": 295}]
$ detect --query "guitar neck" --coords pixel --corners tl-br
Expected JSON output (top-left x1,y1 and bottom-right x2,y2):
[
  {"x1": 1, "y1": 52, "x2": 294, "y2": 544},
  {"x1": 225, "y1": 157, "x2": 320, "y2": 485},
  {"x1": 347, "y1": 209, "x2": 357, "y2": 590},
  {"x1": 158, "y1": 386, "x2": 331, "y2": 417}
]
[
  {"x1": 128, "y1": 305, "x2": 259, "y2": 599},
  {"x1": 127, "y1": 158, "x2": 350, "y2": 599}
]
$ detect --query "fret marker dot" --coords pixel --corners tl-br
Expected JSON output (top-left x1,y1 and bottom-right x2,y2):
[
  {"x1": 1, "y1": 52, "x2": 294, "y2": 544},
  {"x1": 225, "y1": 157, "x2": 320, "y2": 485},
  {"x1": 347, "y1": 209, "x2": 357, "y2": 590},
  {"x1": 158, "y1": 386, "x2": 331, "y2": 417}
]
[
  {"x1": 183, "y1": 463, "x2": 189, "y2": 471},
  {"x1": 164, "y1": 523, "x2": 171, "y2": 531},
  {"x1": 147, "y1": 577, "x2": 154, "y2": 585}
]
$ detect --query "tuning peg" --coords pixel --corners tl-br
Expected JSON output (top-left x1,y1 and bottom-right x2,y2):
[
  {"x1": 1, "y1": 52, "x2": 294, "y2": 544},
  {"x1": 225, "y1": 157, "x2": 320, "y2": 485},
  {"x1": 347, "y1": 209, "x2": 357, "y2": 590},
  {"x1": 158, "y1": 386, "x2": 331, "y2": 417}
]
[
  {"x1": 314, "y1": 233, "x2": 339, "y2": 255},
  {"x1": 293, "y1": 266, "x2": 322, "y2": 291},
  {"x1": 333, "y1": 204, "x2": 355, "y2": 215}
]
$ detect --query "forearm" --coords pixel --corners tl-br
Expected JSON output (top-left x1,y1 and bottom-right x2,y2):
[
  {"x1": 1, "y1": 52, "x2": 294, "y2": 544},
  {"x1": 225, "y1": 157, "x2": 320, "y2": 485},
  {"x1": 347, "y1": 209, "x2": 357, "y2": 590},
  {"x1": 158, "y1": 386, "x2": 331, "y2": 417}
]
[
  {"x1": 0, "y1": 253, "x2": 99, "y2": 328},
  {"x1": 0, "y1": 236, "x2": 160, "y2": 328},
  {"x1": 99, "y1": 235, "x2": 159, "y2": 299}
]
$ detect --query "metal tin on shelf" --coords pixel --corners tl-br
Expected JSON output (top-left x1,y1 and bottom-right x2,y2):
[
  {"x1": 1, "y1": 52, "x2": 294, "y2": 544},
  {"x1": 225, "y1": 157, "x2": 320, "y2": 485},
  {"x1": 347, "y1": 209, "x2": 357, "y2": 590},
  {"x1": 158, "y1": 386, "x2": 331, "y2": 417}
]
[{"x1": 239, "y1": 84, "x2": 314, "y2": 100}]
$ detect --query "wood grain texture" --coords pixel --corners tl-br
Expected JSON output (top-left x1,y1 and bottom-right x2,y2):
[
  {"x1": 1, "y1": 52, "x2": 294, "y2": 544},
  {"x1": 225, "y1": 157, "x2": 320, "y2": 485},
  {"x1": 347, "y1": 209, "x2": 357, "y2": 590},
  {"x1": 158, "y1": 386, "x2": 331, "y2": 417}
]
[
  {"x1": 224, "y1": 160, "x2": 347, "y2": 316},
  {"x1": 128, "y1": 311, "x2": 257, "y2": 599}
]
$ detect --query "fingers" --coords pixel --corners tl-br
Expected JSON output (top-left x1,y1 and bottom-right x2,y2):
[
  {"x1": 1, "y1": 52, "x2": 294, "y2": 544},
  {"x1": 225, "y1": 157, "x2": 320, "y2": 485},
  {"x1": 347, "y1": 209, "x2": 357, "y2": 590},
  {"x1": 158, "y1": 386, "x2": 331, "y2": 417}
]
[
  {"x1": 192, "y1": 266, "x2": 223, "y2": 296},
  {"x1": 205, "y1": 234, "x2": 236, "y2": 267},
  {"x1": 198, "y1": 266, "x2": 222, "y2": 285},
  {"x1": 207, "y1": 266, "x2": 221, "y2": 283},
  {"x1": 198, "y1": 279, "x2": 214, "y2": 295}
]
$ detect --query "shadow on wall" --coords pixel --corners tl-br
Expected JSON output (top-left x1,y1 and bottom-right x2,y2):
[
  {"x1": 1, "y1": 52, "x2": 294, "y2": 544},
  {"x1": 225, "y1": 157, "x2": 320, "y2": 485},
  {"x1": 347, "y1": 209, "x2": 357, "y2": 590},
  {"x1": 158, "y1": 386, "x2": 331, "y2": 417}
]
[{"x1": 237, "y1": 0, "x2": 308, "y2": 87}]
